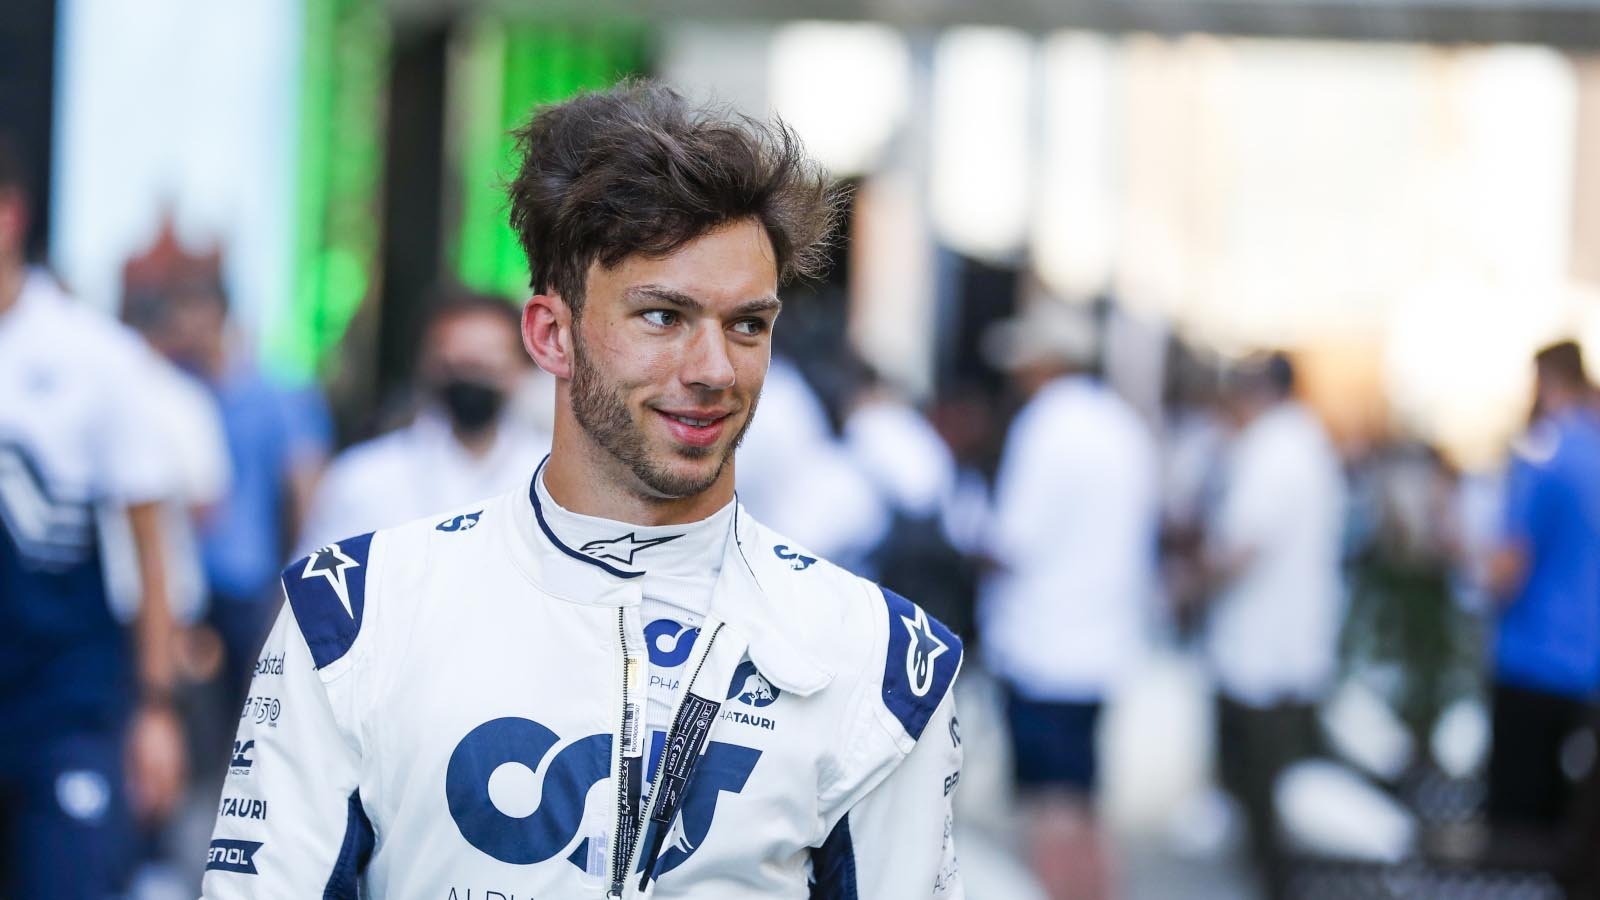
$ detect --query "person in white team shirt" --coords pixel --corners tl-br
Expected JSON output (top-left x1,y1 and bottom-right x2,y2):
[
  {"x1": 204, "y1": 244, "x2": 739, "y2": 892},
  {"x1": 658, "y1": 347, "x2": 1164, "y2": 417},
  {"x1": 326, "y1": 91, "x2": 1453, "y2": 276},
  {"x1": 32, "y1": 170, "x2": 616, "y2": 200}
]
[
  {"x1": 0, "y1": 137, "x2": 187, "y2": 898},
  {"x1": 1201, "y1": 352, "x2": 1346, "y2": 900},
  {"x1": 202, "y1": 81, "x2": 964, "y2": 899},
  {"x1": 298, "y1": 291, "x2": 551, "y2": 552},
  {"x1": 978, "y1": 301, "x2": 1158, "y2": 900}
]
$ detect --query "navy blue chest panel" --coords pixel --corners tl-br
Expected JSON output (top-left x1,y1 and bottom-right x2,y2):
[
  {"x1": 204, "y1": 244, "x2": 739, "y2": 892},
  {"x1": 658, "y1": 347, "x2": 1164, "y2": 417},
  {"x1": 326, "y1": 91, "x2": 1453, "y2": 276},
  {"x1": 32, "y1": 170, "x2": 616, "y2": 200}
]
[
  {"x1": 878, "y1": 588, "x2": 962, "y2": 741},
  {"x1": 280, "y1": 532, "x2": 375, "y2": 669}
]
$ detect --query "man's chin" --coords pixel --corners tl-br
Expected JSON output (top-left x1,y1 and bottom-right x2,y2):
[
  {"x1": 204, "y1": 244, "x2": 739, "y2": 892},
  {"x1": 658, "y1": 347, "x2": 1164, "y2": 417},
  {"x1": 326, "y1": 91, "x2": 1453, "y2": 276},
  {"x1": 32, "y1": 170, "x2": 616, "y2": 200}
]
[{"x1": 634, "y1": 446, "x2": 731, "y2": 498}]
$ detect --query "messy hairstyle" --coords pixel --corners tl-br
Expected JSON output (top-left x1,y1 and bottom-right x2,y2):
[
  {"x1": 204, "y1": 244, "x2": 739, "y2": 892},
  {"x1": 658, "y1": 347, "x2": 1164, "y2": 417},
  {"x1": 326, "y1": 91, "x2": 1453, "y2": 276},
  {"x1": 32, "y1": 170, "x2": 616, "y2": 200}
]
[{"x1": 506, "y1": 80, "x2": 838, "y2": 313}]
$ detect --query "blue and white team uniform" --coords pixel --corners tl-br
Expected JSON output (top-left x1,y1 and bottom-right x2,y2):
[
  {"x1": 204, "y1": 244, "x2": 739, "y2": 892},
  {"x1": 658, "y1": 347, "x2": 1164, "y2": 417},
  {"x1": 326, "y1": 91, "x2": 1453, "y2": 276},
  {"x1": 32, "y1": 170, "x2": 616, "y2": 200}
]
[
  {"x1": 202, "y1": 459, "x2": 965, "y2": 898},
  {"x1": 0, "y1": 270, "x2": 174, "y2": 896}
]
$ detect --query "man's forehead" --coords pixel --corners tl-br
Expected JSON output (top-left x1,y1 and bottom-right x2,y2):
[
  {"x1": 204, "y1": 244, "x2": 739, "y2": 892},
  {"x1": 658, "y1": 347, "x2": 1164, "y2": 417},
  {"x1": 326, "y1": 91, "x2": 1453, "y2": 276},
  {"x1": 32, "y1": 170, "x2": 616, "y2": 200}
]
[{"x1": 589, "y1": 222, "x2": 780, "y2": 311}]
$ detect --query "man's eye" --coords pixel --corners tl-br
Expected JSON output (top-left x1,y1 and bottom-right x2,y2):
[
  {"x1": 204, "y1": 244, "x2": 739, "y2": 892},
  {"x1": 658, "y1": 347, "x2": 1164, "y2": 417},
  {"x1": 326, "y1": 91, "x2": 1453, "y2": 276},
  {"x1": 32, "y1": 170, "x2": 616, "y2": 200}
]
[
  {"x1": 731, "y1": 318, "x2": 767, "y2": 336},
  {"x1": 643, "y1": 309, "x2": 678, "y2": 327}
]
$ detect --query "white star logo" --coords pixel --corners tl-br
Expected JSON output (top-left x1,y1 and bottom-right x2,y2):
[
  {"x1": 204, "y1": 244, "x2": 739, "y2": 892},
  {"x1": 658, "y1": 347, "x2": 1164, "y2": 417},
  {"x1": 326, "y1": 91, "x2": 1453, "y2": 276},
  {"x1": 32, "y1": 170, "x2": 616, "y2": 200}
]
[
  {"x1": 302, "y1": 543, "x2": 361, "y2": 618},
  {"x1": 901, "y1": 606, "x2": 949, "y2": 698}
]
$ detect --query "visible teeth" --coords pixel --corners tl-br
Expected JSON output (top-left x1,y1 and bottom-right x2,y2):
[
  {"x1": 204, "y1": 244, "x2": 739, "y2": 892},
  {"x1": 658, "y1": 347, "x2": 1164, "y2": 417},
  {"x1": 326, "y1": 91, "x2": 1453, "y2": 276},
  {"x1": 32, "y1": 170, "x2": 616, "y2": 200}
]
[{"x1": 672, "y1": 415, "x2": 713, "y2": 427}]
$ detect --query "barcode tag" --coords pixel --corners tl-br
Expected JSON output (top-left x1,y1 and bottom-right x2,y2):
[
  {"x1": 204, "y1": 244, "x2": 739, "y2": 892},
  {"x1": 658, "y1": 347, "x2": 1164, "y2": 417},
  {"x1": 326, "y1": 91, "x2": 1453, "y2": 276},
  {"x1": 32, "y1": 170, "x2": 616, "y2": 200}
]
[
  {"x1": 623, "y1": 657, "x2": 644, "y2": 756},
  {"x1": 622, "y1": 702, "x2": 642, "y2": 756}
]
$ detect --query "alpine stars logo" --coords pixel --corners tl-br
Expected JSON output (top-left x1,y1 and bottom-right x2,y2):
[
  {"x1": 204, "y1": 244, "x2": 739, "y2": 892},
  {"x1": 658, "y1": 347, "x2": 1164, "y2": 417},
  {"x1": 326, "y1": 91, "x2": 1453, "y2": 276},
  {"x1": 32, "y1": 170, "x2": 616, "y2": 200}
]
[
  {"x1": 302, "y1": 543, "x2": 361, "y2": 618},
  {"x1": 901, "y1": 605, "x2": 949, "y2": 698},
  {"x1": 579, "y1": 532, "x2": 682, "y2": 567}
]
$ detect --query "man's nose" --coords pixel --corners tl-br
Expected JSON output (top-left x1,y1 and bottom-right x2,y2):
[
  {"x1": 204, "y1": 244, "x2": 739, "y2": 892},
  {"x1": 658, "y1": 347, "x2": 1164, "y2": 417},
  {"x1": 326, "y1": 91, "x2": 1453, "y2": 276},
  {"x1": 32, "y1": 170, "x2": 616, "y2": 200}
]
[{"x1": 682, "y1": 322, "x2": 736, "y2": 391}]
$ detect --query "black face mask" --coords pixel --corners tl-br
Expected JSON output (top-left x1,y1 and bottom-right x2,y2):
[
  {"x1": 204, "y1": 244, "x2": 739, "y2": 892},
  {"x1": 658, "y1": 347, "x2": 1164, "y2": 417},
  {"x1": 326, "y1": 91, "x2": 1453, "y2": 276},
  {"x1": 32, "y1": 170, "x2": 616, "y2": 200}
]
[{"x1": 437, "y1": 378, "x2": 505, "y2": 434}]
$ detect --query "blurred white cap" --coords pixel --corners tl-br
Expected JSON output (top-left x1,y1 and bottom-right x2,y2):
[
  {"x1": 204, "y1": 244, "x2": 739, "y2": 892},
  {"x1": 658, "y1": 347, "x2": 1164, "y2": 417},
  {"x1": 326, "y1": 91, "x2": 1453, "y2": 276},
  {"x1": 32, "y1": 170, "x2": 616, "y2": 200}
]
[{"x1": 981, "y1": 301, "x2": 1098, "y2": 372}]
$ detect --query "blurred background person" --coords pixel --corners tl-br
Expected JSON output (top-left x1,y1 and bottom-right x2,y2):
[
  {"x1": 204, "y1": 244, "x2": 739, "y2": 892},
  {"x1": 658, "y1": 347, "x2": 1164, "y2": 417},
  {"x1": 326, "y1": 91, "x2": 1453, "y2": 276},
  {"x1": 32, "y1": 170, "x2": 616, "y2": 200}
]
[
  {"x1": 0, "y1": 134, "x2": 186, "y2": 898},
  {"x1": 299, "y1": 290, "x2": 549, "y2": 548},
  {"x1": 1482, "y1": 340, "x2": 1600, "y2": 873},
  {"x1": 735, "y1": 352, "x2": 889, "y2": 569},
  {"x1": 842, "y1": 358, "x2": 978, "y2": 640},
  {"x1": 1199, "y1": 352, "x2": 1347, "y2": 900},
  {"x1": 118, "y1": 221, "x2": 326, "y2": 708},
  {"x1": 978, "y1": 300, "x2": 1159, "y2": 900}
]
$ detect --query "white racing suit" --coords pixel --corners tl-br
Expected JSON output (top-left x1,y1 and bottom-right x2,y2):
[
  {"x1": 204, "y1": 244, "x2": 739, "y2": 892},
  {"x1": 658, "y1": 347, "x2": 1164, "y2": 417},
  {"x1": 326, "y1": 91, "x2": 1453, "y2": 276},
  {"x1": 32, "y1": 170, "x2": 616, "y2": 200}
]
[{"x1": 201, "y1": 477, "x2": 964, "y2": 898}]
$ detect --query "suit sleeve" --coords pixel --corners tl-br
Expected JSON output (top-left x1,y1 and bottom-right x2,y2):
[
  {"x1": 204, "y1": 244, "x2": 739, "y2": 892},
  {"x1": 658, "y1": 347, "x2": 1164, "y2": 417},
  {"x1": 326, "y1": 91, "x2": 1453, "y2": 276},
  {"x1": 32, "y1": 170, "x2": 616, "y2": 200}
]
[
  {"x1": 812, "y1": 691, "x2": 965, "y2": 899},
  {"x1": 812, "y1": 586, "x2": 965, "y2": 899},
  {"x1": 199, "y1": 603, "x2": 369, "y2": 898}
]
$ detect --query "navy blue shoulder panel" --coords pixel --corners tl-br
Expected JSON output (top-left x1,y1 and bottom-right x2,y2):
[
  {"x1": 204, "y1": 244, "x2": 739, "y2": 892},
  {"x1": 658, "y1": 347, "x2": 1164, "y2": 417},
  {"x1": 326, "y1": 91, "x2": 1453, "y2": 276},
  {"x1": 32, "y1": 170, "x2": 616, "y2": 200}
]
[
  {"x1": 808, "y1": 816, "x2": 859, "y2": 900},
  {"x1": 878, "y1": 588, "x2": 962, "y2": 742},
  {"x1": 281, "y1": 532, "x2": 375, "y2": 670}
]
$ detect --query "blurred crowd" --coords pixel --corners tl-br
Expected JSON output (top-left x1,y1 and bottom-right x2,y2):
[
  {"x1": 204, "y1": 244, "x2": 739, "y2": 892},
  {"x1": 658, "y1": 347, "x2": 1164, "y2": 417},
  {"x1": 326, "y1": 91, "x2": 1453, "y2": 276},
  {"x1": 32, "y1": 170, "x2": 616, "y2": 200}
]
[{"x1": 7, "y1": 116, "x2": 1600, "y2": 900}]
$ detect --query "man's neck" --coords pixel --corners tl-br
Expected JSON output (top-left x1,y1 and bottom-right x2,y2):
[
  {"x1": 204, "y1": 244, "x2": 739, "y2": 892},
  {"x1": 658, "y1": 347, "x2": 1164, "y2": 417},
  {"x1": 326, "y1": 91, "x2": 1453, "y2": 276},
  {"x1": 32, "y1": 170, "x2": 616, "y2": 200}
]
[
  {"x1": 542, "y1": 408, "x2": 735, "y2": 528},
  {"x1": 0, "y1": 258, "x2": 23, "y2": 319}
]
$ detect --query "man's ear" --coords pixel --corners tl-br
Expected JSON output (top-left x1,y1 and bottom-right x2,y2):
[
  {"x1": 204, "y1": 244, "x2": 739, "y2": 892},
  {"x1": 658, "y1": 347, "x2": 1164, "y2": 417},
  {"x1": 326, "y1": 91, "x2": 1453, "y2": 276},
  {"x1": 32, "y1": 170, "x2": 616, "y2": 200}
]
[{"x1": 522, "y1": 292, "x2": 574, "y2": 379}]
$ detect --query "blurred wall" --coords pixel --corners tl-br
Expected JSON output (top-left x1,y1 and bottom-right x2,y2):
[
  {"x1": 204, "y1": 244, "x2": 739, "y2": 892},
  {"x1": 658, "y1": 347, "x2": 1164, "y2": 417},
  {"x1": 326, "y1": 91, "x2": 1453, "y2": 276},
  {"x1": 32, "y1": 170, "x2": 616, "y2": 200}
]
[{"x1": 50, "y1": 0, "x2": 300, "y2": 340}]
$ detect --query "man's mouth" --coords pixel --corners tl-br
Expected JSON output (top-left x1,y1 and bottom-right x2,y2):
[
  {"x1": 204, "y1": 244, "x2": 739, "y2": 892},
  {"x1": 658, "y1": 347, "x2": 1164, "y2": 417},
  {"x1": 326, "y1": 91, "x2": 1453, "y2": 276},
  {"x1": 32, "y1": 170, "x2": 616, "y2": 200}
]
[{"x1": 654, "y1": 408, "x2": 735, "y2": 448}]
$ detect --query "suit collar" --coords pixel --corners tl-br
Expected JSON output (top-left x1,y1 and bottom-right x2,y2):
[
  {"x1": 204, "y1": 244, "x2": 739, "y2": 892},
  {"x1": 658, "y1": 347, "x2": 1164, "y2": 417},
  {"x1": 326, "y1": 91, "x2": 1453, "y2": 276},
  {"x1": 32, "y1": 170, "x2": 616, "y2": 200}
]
[{"x1": 506, "y1": 464, "x2": 835, "y2": 696}]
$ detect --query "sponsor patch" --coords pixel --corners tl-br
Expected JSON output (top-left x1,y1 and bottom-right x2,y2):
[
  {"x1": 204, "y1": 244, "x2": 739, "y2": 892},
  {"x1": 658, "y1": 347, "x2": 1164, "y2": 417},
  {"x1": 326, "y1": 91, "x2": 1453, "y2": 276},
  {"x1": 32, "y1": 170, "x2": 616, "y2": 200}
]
[
  {"x1": 879, "y1": 588, "x2": 962, "y2": 741},
  {"x1": 219, "y1": 797, "x2": 269, "y2": 821},
  {"x1": 282, "y1": 532, "x2": 374, "y2": 669},
  {"x1": 580, "y1": 532, "x2": 682, "y2": 567},
  {"x1": 206, "y1": 839, "x2": 263, "y2": 875},
  {"x1": 772, "y1": 544, "x2": 816, "y2": 571},
  {"x1": 240, "y1": 695, "x2": 283, "y2": 727},
  {"x1": 436, "y1": 511, "x2": 482, "y2": 532},
  {"x1": 230, "y1": 740, "x2": 255, "y2": 775},
  {"x1": 725, "y1": 660, "x2": 780, "y2": 708}
]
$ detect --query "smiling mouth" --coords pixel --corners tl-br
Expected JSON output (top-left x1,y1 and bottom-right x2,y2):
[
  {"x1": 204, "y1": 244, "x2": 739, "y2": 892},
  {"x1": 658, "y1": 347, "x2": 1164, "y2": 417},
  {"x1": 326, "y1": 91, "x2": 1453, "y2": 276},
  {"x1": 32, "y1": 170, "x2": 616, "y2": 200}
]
[{"x1": 654, "y1": 408, "x2": 737, "y2": 449}]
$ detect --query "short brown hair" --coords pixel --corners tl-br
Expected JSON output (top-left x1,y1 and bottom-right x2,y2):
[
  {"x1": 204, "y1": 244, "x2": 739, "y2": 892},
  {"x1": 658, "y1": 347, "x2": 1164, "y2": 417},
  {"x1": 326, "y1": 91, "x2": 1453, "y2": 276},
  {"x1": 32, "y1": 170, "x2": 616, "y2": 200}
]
[{"x1": 506, "y1": 80, "x2": 837, "y2": 313}]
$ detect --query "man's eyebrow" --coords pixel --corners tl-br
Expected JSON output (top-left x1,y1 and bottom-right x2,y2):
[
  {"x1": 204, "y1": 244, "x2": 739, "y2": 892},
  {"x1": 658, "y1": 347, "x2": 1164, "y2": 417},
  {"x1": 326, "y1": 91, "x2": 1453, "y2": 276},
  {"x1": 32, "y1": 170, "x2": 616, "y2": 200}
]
[
  {"x1": 732, "y1": 296, "x2": 783, "y2": 317},
  {"x1": 628, "y1": 285, "x2": 782, "y2": 317},
  {"x1": 627, "y1": 285, "x2": 703, "y2": 311}
]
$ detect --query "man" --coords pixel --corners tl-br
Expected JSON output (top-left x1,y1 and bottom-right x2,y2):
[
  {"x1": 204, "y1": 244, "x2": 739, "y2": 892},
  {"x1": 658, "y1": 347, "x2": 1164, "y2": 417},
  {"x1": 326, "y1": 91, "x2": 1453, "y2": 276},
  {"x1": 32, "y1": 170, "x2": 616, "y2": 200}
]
[
  {"x1": 298, "y1": 291, "x2": 547, "y2": 551},
  {"x1": 0, "y1": 136, "x2": 186, "y2": 896},
  {"x1": 1484, "y1": 341, "x2": 1600, "y2": 868},
  {"x1": 122, "y1": 224, "x2": 328, "y2": 701},
  {"x1": 202, "y1": 82, "x2": 964, "y2": 898},
  {"x1": 1202, "y1": 353, "x2": 1345, "y2": 900},
  {"x1": 979, "y1": 301, "x2": 1158, "y2": 900}
]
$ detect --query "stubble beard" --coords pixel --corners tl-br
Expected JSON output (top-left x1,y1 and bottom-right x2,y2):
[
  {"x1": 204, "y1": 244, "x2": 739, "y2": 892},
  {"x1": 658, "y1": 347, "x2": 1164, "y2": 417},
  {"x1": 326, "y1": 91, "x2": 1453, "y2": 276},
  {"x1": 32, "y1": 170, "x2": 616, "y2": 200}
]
[{"x1": 569, "y1": 332, "x2": 758, "y2": 500}]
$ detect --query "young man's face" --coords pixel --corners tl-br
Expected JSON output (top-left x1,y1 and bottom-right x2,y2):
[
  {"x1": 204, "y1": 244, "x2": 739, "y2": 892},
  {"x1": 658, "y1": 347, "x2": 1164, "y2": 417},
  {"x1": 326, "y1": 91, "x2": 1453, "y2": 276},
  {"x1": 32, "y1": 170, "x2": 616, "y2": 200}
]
[{"x1": 568, "y1": 217, "x2": 781, "y2": 500}]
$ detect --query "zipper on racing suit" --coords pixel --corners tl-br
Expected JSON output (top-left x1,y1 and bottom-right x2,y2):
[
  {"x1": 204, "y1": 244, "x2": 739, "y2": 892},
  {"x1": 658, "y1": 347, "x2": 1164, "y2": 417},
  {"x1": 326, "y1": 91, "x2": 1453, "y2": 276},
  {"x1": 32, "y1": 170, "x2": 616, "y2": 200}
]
[
  {"x1": 627, "y1": 622, "x2": 724, "y2": 894},
  {"x1": 609, "y1": 607, "x2": 643, "y2": 898},
  {"x1": 608, "y1": 612, "x2": 726, "y2": 898}
]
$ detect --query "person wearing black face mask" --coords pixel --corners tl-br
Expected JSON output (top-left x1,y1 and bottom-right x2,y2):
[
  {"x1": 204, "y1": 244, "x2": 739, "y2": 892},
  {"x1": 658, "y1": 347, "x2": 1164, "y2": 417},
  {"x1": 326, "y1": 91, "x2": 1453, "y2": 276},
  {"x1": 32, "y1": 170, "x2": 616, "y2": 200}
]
[
  {"x1": 435, "y1": 373, "x2": 507, "y2": 436},
  {"x1": 298, "y1": 291, "x2": 552, "y2": 552}
]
